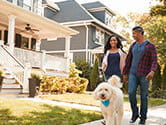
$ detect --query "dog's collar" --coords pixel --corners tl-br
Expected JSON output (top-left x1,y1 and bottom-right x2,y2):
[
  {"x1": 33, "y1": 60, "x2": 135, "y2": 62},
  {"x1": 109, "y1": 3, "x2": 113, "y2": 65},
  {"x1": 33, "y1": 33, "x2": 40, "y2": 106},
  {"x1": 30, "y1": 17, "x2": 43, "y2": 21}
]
[{"x1": 101, "y1": 99, "x2": 110, "y2": 107}]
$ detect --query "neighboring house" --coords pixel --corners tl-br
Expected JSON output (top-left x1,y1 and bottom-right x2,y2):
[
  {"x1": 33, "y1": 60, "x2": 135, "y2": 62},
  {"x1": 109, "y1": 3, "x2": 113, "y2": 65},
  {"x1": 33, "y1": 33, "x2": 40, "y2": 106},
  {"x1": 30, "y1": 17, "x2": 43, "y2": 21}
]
[
  {"x1": 0, "y1": 0, "x2": 78, "y2": 93},
  {"x1": 41, "y1": 0, "x2": 126, "y2": 66}
]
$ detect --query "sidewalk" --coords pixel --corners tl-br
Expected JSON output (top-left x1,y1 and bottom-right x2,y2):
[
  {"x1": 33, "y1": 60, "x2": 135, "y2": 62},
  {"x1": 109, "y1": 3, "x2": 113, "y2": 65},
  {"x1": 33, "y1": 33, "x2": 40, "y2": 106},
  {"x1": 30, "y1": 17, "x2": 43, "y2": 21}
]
[{"x1": 19, "y1": 97, "x2": 166, "y2": 125}]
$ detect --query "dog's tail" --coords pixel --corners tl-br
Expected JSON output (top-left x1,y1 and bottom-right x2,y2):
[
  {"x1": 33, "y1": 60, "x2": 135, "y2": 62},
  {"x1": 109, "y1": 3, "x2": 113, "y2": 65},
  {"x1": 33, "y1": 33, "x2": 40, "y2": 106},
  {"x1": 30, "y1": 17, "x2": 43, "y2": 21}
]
[{"x1": 108, "y1": 75, "x2": 122, "y2": 88}]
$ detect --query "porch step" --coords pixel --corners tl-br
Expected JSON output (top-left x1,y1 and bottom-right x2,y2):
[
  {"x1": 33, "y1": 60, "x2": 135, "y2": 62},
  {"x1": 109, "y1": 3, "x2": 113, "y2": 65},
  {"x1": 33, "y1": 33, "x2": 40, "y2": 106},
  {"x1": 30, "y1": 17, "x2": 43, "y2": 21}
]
[
  {"x1": 2, "y1": 83, "x2": 21, "y2": 89},
  {"x1": 2, "y1": 78, "x2": 16, "y2": 84},
  {"x1": 0, "y1": 93, "x2": 29, "y2": 98},
  {"x1": 0, "y1": 88, "x2": 22, "y2": 94}
]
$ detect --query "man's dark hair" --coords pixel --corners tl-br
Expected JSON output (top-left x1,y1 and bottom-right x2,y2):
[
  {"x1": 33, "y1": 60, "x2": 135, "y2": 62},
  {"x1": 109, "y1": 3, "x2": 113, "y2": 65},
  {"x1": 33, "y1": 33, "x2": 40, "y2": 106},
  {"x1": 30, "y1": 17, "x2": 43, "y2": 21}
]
[{"x1": 132, "y1": 26, "x2": 144, "y2": 35}]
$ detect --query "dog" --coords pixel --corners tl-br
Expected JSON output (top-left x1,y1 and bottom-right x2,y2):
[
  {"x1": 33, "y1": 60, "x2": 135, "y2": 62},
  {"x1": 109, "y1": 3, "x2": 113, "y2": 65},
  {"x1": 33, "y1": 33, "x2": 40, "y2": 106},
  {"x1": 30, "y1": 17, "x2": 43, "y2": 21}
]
[{"x1": 93, "y1": 75, "x2": 124, "y2": 125}]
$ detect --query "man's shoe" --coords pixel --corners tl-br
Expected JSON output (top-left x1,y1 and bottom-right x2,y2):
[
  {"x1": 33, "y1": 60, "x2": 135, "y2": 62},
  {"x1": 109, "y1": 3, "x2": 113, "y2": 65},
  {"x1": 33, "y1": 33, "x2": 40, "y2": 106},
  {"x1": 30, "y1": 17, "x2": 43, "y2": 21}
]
[
  {"x1": 139, "y1": 118, "x2": 146, "y2": 125},
  {"x1": 129, "y1": 114, "x2": 139, "y2": 123}
]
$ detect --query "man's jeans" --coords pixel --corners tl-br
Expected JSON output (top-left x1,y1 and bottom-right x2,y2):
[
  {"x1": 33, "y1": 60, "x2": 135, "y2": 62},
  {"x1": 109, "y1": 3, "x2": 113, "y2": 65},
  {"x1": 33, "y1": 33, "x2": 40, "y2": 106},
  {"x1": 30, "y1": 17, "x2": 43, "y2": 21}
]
[{"x1": 128, "y1": 73, "x2": 149, "y2": 119}]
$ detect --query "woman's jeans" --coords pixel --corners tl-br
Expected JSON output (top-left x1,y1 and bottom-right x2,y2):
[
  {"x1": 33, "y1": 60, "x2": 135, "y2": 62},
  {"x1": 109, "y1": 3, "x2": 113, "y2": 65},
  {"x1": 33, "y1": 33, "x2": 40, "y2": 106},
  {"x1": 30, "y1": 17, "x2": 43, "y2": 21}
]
[{"x1": 128, "y1": 73, "x2": 149, "y2": 119}]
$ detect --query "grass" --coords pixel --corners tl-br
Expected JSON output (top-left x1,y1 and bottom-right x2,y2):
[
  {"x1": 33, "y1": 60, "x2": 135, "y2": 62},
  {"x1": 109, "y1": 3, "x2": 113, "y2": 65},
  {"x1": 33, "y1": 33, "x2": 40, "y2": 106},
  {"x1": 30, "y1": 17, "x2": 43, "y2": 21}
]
[
  {"x1": 39, "y1": 93, "x2": 166, "y2": 108},
  {"x1": 0, "y1": 98, "x2": 102, "y2": 125}
]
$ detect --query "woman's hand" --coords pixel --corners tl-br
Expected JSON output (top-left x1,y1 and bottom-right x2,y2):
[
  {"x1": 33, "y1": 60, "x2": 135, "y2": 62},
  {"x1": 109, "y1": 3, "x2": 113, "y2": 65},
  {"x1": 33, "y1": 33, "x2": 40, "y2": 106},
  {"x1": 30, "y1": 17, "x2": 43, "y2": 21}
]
[{"x1": 122, "y1": 75, "x2": 128, "y2": 83}]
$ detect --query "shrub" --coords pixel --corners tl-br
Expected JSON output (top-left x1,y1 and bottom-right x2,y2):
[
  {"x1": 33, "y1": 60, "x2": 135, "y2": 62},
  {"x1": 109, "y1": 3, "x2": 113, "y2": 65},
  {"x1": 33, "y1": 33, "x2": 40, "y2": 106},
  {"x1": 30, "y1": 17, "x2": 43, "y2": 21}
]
[
  {"x1": 69, "y1": 63, "x2": 82, "y2": 78},
  {"x1": 152, "y1": 63, "x2": 162, "y2": 91},
  {"x1": 89, "y1": 58, "x2": 99, "y2": 91},
  {"x1": 150, "y1": 88, "x2": 166, "y2": 99},
  {"x1": 75, "y1": 59, "x2": 91, "y2": 80},
  {"x1": 30, "y1": 72, "x2": 42, "y2": 80},
  {"x1": 39, "y1": 76, "x2": 88, "y2": 94},
  {"x1": 161, "y1": 63, "x2": 166, "y2": 90},
  {"x1": 0, "y1": 70, "x2": 3, "y2": 76}
]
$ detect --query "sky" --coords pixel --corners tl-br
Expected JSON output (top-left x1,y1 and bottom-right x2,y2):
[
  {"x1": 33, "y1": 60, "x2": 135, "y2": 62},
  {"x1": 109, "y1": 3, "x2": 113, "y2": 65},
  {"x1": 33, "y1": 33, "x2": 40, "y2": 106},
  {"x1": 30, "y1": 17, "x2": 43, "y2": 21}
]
[{"x1": 52, "y1": 0, "x2": 159, "y2": 17}]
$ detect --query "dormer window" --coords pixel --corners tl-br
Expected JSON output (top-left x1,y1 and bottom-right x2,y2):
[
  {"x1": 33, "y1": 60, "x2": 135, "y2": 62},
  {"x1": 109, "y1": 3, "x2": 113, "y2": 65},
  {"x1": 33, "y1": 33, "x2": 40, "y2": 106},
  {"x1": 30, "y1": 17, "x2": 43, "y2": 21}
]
[{"x1": 105, "y1": 11, "x2": 113, "y2": 26}]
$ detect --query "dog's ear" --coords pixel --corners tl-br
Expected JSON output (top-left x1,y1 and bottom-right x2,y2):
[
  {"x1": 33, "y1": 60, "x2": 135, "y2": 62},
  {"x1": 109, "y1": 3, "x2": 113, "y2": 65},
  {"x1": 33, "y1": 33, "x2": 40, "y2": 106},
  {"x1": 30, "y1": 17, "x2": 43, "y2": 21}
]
[
  {"x1": 108, "y1": 75, "x2": 122, "y2": 88},
  {"x1": 93, "y1": 88, "x2": 99, "y2": 100}
]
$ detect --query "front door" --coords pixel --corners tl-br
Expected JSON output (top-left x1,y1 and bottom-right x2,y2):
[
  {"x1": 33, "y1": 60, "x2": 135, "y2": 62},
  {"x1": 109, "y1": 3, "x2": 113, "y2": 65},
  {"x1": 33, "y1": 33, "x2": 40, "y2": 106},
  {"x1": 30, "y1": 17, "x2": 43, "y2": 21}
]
[{"x1": 21, "y1": 36, "x2": 29, "y2": 49}]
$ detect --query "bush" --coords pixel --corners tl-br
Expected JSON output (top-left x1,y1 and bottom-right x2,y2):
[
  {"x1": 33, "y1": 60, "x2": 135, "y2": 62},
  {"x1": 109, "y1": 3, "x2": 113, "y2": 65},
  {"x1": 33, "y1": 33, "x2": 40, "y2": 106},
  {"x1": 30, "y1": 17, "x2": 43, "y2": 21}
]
[
  {"x1": 152, "y1": 63, "x2": 162, "y2": 91},
  {"x1": 150, "y1": 88, "x2": 166, "y2": 99},
  {"x1": 30, "y1": 72, "x2": 42, "y2": 80},
  {"x1": 161, "y1": 63, "x2": 166, "y2": 90},
  {"x1": 39, "y1": 76, "x2": 88, "y2": 94},
  {"x1": 69, "y1": 63, "x2": 82, "y2": 78},
  {"x1": 89, "y1": 58, "x2": 99, "y2": 91},
  {"x1": 0, "y1": 69, "x2": 3, "y2": 76},
  {"x1": 75, "y1": 59, "x2": 91, "y2": 80}
]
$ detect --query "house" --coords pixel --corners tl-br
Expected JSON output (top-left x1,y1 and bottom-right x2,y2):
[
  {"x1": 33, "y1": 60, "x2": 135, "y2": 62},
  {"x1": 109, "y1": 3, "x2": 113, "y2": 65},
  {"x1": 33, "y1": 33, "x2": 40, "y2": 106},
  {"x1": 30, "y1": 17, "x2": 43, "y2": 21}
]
[
  {"x1": 41, "y1": 0, "x2": 126, "y2": 66},
  {"x1": 0, "y1": 0, "x2": 78, "y2": 93}
]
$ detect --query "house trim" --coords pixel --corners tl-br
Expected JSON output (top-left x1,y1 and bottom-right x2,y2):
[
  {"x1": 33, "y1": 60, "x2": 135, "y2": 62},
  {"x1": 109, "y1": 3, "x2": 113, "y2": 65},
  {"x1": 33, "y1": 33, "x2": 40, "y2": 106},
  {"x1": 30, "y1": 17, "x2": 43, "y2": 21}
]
[{"x1": 0, "y1": 0, "x2": 78, "y2": 38}]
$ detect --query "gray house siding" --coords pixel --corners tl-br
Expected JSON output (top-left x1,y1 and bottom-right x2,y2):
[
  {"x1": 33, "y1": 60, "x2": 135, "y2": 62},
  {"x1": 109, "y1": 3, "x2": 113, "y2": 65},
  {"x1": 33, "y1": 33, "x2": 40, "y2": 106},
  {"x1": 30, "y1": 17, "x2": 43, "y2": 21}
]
[
  {"x1": 73, "y1": 52, "x2": 86, "y2": 61},
  {"x1": 90, "y1": 11, "x2": 105, "y2": 24},
  {"x1": 41, "y1": 26, "x2": 86, "y2": 51},
  {"x1": 41, "y1": 38, "x2": 65, "y2": 51},
  {"x1": 70, "y1": 26, "x2": 86, "y2": 50}
]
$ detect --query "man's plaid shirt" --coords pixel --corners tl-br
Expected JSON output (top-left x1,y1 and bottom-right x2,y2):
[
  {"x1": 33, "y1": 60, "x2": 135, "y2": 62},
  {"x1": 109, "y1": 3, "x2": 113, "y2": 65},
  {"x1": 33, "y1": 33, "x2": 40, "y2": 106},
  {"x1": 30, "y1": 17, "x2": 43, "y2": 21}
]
[{"x1": 123, "y1": 41, "x2": 158, "y2": 76}]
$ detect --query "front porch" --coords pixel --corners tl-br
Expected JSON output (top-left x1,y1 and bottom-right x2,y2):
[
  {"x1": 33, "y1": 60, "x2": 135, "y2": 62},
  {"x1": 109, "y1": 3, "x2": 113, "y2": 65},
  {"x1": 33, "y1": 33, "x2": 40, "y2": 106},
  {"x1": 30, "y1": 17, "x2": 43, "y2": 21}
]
[{"x1": 0, "y1": 0, "x2": 78, "y2": 93}]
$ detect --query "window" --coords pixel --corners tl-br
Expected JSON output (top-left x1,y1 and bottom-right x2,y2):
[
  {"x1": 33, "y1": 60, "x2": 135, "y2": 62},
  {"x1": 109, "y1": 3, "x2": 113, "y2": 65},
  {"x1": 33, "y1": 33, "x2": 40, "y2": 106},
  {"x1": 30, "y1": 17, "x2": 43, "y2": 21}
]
[
  {"x1": 17, "y1": 0, "x2": 31, "y2": 11},
  {"x1": 21, "y1": 37, "x2": 29, "y2": 49},
  {"x1": 105, "y1": 12, "x2": 113, "y2": 26},
  {"x1": 95, "y1": 29, "x2": 105, "y2": 45}
]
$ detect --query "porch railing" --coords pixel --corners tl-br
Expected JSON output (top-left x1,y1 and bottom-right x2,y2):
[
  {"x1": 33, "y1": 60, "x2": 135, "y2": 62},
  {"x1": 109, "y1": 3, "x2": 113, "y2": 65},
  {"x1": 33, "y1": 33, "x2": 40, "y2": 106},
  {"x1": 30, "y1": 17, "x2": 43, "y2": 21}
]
[
  {"x1": 14, "y1": 48, "x2": 68, "y2": 72},
  {"x1": 0, "y1": 45, "x2": 30, "y2": 92}
]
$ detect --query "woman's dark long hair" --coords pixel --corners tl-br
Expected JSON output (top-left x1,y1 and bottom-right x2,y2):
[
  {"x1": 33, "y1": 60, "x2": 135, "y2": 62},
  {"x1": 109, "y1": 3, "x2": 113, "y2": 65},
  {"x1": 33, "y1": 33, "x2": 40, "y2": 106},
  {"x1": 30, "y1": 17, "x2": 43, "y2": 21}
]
[{"x1": 104, "y1": 35, "x2": 125, "y2": 54}]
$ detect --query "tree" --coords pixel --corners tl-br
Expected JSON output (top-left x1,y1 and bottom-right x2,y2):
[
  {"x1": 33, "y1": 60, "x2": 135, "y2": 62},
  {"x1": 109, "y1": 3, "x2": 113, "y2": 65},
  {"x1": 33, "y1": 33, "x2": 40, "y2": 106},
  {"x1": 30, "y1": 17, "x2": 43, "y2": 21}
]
[
  {"x1": 150, "y1": 5, "x2": 166, "y2": 16},
  {"x1": 89, "y1": 58, "x2": 99, "y2": 90},
  {"x1": 161, "y1": 63, "x2": 166, "y2": 90},
  {"x1": 75, "y1": 59, "x2": 91, "y2": 80},
  {"x1": 69, "y1": 63, "x2": 82, "y2": 78},
  {"x1": 152, "y1": 63, "x2": 162, "y2": 91}
]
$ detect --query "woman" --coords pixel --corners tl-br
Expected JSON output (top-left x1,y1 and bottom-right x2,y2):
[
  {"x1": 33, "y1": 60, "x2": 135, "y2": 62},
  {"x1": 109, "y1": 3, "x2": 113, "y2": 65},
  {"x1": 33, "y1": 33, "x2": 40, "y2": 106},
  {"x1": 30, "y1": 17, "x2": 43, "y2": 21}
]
[{"x1": 102, "y1": 35, "x2": 126, "y2": 80}]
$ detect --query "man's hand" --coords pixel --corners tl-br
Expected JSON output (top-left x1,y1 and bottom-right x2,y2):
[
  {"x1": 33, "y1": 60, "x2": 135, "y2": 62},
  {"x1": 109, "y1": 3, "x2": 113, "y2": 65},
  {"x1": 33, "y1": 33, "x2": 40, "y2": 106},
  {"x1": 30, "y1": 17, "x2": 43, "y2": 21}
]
[
  {"x1": 122, "y1": 75, "x2": 128, "y2": 83},
  {"x1": 146, "y1": 71, "x2": 155, "y2": 80}
]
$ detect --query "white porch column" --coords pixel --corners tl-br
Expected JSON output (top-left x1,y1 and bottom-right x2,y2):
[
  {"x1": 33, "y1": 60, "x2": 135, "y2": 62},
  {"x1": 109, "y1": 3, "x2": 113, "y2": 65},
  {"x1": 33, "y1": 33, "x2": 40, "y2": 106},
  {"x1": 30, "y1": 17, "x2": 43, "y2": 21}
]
[
  {"x1": 23, "y1": 63, "x2": 31, "y2": 93},
  {"x1": 41, "y1": 50, "x2": 46, "y2": 72},
  {"x1": 28, "y1": 37, "x2": 32, "y2": 49},
  {"x1": 65, "y1": 36, "x2": 71, "y2": 72},
  {"x1": 1, "y1": 30, "x2": 5, "y2": 41},
  {"x1": 8, "y1": 15, "x2": 16, "y2": 53},
  {"x1": 36, "y1": 39, "x2": 41, "y2": 51}
]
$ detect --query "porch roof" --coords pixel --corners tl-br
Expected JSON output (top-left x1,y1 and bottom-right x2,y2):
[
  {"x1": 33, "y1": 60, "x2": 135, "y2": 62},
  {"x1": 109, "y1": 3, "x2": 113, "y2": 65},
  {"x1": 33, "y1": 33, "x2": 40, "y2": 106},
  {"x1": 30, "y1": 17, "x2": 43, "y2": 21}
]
[{"x1": 0, "y1": 0, "x2": 78, "y2": 39}]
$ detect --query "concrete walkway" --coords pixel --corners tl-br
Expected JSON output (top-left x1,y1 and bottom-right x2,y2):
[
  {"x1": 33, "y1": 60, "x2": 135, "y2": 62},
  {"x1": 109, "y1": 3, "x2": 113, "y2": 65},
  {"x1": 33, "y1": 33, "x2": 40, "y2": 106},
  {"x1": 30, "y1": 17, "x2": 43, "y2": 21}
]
[
  {"x1": 19, "y1": 97, "x2": 166, "y2": 125},
  {"x1": 0, "y1": 95, "x2": 166, "y2": 125}
]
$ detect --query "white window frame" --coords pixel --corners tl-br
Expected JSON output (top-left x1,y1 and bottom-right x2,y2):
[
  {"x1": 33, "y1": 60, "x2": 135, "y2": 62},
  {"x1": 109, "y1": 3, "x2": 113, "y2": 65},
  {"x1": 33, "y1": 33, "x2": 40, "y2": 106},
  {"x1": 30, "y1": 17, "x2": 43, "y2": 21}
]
[
  {"x1": 95, "y1": 29, "x2": 105, "y2": 45},
  {"x1": 105, "y1": 11, "x2": 113, "y2": 26}
]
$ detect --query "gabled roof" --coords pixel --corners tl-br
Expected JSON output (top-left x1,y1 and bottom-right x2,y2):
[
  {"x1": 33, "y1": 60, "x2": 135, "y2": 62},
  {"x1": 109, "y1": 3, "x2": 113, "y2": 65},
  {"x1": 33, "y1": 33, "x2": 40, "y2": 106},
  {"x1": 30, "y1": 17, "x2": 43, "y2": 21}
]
[
  {"x1": 50, "y1": 0, "x2": 93, "y2": 23},
  {"x1": 82, "y1": 1, "x2": 116, "y2": 16},
  {"x1": 42, "y1": 0, "x2": 60, "y2": 11},
  {"x1": 81, "y1": 1, "x2": 105, "y2": 10},
  {"x1": 45, "y1": 0, "x2": 126, "y2": 41}
]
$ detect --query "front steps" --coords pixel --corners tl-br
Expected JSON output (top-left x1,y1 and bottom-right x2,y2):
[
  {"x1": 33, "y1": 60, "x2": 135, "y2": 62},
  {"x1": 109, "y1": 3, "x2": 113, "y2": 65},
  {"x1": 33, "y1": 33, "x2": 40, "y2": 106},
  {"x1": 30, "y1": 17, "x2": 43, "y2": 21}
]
[{"x1": 0, "y1": 67, "x2": 28, "y2": 98}]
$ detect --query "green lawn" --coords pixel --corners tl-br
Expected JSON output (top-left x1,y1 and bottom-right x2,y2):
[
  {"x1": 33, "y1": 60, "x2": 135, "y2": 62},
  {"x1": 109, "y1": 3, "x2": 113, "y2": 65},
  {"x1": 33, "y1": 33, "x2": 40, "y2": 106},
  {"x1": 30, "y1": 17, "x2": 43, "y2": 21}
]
[
  {"x1": 39, "y1": 93, "x2": 166, "y2": 108},
  {"x1": 0, "y1": 98, "x2": 102, "y2": 125}
]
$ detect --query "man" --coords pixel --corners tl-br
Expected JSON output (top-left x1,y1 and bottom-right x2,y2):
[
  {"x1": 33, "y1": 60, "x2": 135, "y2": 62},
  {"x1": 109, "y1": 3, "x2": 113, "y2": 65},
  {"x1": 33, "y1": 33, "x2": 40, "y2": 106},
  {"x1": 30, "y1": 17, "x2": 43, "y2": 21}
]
[{"x1": 123, "y1": 26, "x2": 158, "y2": 125}]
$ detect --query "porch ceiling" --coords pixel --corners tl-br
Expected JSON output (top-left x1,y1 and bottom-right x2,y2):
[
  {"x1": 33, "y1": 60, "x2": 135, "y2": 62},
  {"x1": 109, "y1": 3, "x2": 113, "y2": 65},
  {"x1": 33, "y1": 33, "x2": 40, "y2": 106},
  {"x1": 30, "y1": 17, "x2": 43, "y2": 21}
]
[{"x1": 0, "y1": 0, "x2": 78, "y2": 39}]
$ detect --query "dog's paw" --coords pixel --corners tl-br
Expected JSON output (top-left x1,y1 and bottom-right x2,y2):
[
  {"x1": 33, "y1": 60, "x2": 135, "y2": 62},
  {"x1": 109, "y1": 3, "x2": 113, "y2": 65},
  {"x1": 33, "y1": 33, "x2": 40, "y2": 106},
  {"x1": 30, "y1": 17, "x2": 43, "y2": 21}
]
[{"x1": 101, "y1": 120, "x2": 106, "y2": 125}]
